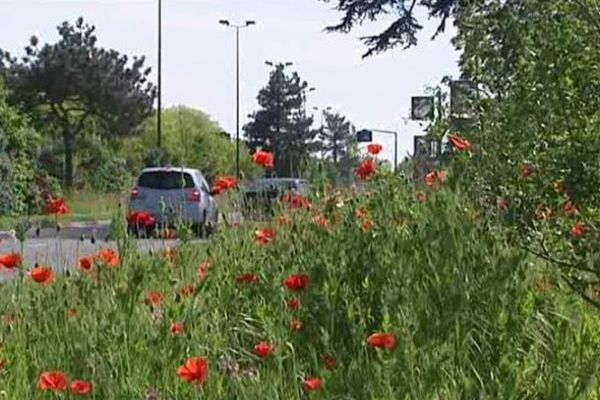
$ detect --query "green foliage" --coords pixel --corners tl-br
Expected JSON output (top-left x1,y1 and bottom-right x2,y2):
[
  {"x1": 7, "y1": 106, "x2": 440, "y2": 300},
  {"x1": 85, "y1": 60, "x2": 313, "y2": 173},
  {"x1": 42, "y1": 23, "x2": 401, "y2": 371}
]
[
  {"x1": 317, "y1": 110, "x2": 360, "y2": 183},
  {"x1": 244, "y1": 63, "x2": 319, "y2": 177},
  {"x1": 321, "y1": 0, "x2": 459, "y2": 57},
  {"x1": 127, "y1": 106, "x2": 260, "y2": 182},
  {"x1": 79, "y1": 136, "x2": 131, "y2": 193},
  {"x1": 0, "y1": 17, "x2": 156, "y2": 188},
  {"x1": 0, "y1": 80, "x2": 59, "y2": 216}
]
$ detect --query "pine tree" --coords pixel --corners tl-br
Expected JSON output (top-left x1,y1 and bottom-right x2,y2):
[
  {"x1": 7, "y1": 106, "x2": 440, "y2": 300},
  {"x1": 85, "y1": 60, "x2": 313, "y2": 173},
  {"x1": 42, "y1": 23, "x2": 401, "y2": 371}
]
[{"x1": 244, "y1": 64, "x2": 319, "y2": 177}]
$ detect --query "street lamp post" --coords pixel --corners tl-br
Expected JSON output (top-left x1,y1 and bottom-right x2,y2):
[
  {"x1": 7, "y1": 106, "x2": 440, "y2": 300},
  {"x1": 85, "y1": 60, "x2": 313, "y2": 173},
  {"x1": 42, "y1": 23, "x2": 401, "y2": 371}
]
[
  {"x1": 157, "y1": 0, "x2": 162, "y2": 149},
  {"x1": 220, "y1": 19, "x2": 256, "y2": 179}
]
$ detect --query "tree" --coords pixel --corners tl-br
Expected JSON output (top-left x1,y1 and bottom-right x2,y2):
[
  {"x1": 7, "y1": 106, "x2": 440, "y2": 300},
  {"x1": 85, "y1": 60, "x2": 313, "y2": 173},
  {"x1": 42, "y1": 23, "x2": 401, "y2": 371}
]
[
  {"x1": 321, "y1": 0, "x2": 459, "y2": 57},
  {"x1": 125, "y1": 106, "x2": 261, "y2": 182},
  {"x1": 0, "y1": 80, "x2": 59, "y2": 215},
  {"x1": 244, "y1": 63, "x2": 319, "y2": 177},
  {"x1": 0, "y1": 17, "x2": 156, "y2": 188},
  {"x1": 317, "y1": 110, "x2": 360, "y2": 182}
]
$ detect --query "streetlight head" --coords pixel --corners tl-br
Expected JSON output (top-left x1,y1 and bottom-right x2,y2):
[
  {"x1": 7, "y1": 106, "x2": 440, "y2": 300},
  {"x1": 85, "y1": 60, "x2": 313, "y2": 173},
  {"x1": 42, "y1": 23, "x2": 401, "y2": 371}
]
[
  {"x1": 265, "y1": 61, "x2": 274, "y2": 66},
  {"x1": 246, "y1": 20, "x2": 256, "y2": 26},
  {"x1": 219, "y1": 20, "x2": 230, "y2": 26}
]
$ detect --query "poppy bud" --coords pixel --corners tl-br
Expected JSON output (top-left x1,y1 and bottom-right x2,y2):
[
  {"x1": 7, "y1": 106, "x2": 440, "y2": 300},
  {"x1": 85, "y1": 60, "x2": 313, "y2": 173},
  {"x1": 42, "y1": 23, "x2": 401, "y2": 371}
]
[
  {"x1": 80, "y1": 234, "x2": 85, "y2": 242},
  {"x1": 35, "y1": 227, "x2": 41, "y2": 237},
  {"x1": 34, "y1": 262, "x2": 39, "y2": 268},
  {"x1": 56, "y1": 223, "x2": 62, "y2": 233},
  {"x1": 90, "y1": 236, "x2": 96, "y2": 245},
  {"x1": 65, "y1": 269, "x2": 71, "y2": 278}
]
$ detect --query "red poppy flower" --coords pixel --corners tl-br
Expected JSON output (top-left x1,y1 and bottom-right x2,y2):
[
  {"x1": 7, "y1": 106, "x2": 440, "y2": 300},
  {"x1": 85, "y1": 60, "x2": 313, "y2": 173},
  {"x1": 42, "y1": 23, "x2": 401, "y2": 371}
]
[
  {"x1": 46, "y1": 197, "x2": 69, "y2": 215},
  {"x1": 198, "y1": 260, "x2": 210, "y2": 280},
  {"x1": 127, "y1": 211, "x2": 156, "y2": 229},
  {"x1": 236, "y1": 273, "x2": 259, "y2": 284},
  {"x1": 362, "y1": 218, "x2": 374, "y2": 232},
  {"x1": 38, "y1": 371, "x2": 68, "y2": 392},
  {"x1": 290, "y1": 319, "x2": 303, "y2": 331},
  {"x1": 521, "y1": 164, "x2": 535, "y2": 178},
  {"x1": 252, "y1": 151, "x2": 275, "y2": 168},
  {"x1": 354, "y1": 158, "x2": 377, "y2": 181},
  {"x1": 145, "y1": 291, "x2": 164, "y2": 307},
  {"x1": 535, "y1": 205, "x2": 553, "y2": 220},
  {"x1": 563, "y1": 201, "x2": 578, "y2": 216},
  {"x1": 281, "y1": 193, "x2": 311, "y2": 210},
  {"x1": 78, "y1": 256, "x2": 94, "y2": 272},
  {"x1": 177, "y1": 357, "x2": 209, "y2": 386},
  {"x1": 355, "y1": 207, "x2": 369, "y2": 219},
  {"x1": 212, "y1": 176, "x2": 238, "y2": 195},
  {"x1": 367, "y1": 143, "x2": 383, "y2": 155},
  {"x1": 31, "y1": 267, "x2": 54, "y2": 285},
  {"x1": 323, "y1": 354, "x2": 337, "y2": 370},
  {"x1": 314, "y1": 214, "x2": 329, "y2": 229},
  {"x1": 181, "y1": 285, "x2": 196, "y2": 297},
  {"x1": 416, "y1": 191, "x2": 427, "y2": 202},
  {"x1": 303, "y1": 377, "x2": 323, "y2": 391},
  {"x1": 448, "y1": 134, "x2": 472, "y2": 151},
  {"x1": 70, "y1": 380, "x2": 92, "y2": 395},
  {"x1": 255, "y1": 228, "x2": 275, "y2": 245},
  {"x1": 287, "y1": 298, "x2": 301, "y2": 310},
  {"x1": 254, "y1": 341, "x2": 274, "y2": 358},
  {"x1": 0, "y1": 253, "x2": 22, "y2": 269},
  {"x1": 277, "y1": 215, "x2": 292, "y2": 226},
  {"x1": 284, "y1": 274, "x2": 310, "y2": 292},
  {"x1": 96, "y1": 249, "x2": 119, "y2": 268},
  {"x1": 497, "y1": 198, "x2": 509, "y2": 210},
  {"x1": 571, "y1": 223, "x2": 585, "y2": 238},
  {"x1": 170, "y1": 322, "x2": 184, "y2": 336},
  {"x1": 367, "y1": 332, "x2": 397, "y2": 350},
  {"x1": 425, "y1": 170, "x2": 447, "y2": 188}
]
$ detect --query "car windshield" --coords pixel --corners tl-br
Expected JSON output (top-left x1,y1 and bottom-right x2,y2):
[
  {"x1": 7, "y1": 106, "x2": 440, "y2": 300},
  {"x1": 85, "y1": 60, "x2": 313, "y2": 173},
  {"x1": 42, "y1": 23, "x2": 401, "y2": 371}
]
[{"x1": 138, "y1": 171, "x2": 195, "y2": 190}]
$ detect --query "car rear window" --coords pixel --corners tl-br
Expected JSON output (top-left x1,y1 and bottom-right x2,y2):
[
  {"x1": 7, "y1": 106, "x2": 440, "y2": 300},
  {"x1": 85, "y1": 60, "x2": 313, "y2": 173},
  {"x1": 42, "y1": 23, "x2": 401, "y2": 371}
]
[{"x1": 138, "y1": 171, "x2": 195, "y2": 190}]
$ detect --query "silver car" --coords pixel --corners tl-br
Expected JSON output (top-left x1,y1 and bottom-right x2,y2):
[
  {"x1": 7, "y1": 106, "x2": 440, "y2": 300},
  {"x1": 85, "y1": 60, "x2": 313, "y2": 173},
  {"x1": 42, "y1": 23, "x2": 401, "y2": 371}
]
[{"x1": 128, "y1": 167, "x2": 218, "y2": 234}]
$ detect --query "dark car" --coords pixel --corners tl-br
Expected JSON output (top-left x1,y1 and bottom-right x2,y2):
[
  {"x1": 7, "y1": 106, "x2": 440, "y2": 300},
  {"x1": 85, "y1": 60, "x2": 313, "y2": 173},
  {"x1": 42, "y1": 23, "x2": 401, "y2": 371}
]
[{"x1": 241, "y1": 178, "x2": 310, "y2": 218}]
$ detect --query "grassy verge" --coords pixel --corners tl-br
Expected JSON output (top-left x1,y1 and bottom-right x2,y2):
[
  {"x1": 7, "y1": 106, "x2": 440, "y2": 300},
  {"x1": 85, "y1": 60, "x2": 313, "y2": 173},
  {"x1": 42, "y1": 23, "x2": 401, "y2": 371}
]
[
  {"x1": 1, "y1": 173, "x2": 600, "y2": 398},
  {"x1": 0, "y1": 192, "x2": 122, "y2": 231}
]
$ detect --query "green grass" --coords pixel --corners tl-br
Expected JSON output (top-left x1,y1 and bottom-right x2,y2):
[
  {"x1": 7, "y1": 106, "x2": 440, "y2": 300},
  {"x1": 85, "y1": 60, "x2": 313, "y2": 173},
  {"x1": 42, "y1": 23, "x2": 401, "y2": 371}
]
[
  {"x1": 1, "y1": 174, "x2": 600, "y2": 398},
  {"x1": 0, "y1": 191, "x2": 122, "y2": 231}
]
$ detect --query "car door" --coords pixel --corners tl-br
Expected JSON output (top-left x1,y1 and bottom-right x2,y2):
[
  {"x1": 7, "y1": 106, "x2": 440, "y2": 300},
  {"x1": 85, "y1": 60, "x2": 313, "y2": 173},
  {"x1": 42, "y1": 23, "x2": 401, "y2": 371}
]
[{"x1": 196, "y1": 172, "x2": 216, "y2": 221}]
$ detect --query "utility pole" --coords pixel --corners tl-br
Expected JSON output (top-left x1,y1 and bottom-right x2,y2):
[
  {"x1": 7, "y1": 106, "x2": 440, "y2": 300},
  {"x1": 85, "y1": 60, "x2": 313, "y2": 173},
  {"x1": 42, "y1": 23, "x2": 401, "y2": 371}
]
[{"x1": 157, "y1": 0, "x2": 162, "y2": 149}]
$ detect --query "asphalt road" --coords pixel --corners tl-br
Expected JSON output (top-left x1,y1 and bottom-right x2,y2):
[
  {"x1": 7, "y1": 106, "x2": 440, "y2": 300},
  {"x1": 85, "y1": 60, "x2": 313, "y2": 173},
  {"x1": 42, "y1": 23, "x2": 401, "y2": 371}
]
[{"x1": 0, "y1": 222, "x2": 182, "y2": 283}]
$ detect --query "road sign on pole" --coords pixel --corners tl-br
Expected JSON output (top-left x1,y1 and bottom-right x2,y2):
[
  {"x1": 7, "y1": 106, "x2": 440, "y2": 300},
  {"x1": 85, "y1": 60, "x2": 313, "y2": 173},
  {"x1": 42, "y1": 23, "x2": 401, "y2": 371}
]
[
  {"x1": 411, "y1": 96, "x2": 434, "y2": 120},
  {"x1": 356, "y1": 129, "x2": 373, "y2": 142}
]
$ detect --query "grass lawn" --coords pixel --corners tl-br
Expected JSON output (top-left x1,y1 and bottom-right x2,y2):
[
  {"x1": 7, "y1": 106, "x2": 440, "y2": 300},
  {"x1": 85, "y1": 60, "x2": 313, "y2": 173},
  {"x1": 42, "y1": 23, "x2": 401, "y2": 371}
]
[{"x1": 0, "y1": 192, "x2": 122, "y2": 231}]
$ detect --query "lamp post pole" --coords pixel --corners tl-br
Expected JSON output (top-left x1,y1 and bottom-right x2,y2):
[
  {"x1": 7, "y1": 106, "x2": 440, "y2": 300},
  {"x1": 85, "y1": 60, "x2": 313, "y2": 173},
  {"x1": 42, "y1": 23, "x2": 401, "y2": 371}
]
[
  {"x1": 157, "y1": 0, "x2": 162, "y2": 149},
  {"x1": 220, "y1": 20, "x2": 256, "y2": 179}
]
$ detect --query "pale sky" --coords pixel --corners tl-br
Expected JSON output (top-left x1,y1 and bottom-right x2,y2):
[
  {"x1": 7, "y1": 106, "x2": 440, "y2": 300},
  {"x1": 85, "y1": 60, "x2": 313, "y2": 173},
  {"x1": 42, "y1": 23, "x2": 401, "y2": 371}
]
[{"x1": 0, "y1": 0, "x2": 459, "y2": 164}]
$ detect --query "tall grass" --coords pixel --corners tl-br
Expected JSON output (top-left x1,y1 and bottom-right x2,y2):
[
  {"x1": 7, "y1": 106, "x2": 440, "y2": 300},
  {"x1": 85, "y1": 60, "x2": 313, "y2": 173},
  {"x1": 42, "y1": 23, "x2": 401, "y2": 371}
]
[{"x1": 1, "y1": 173, "x2": 599, "y2": 398}]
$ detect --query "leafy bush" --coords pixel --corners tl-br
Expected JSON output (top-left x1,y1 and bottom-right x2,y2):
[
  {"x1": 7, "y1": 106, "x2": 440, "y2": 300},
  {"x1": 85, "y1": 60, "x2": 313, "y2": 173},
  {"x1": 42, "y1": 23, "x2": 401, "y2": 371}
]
[
  {"x1": 78, "y1": 136, "x2": 132, "y2": 193},
  {"x1": 0, "y1": 80, "x2": 59, "y2": 216}
]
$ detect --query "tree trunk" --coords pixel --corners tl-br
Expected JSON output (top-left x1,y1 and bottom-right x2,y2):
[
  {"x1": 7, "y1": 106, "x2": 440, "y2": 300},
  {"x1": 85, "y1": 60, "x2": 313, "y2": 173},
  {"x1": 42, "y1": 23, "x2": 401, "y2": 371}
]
[{"x1": 63, "y1": 132, "x2": 74, "y2": 189}]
